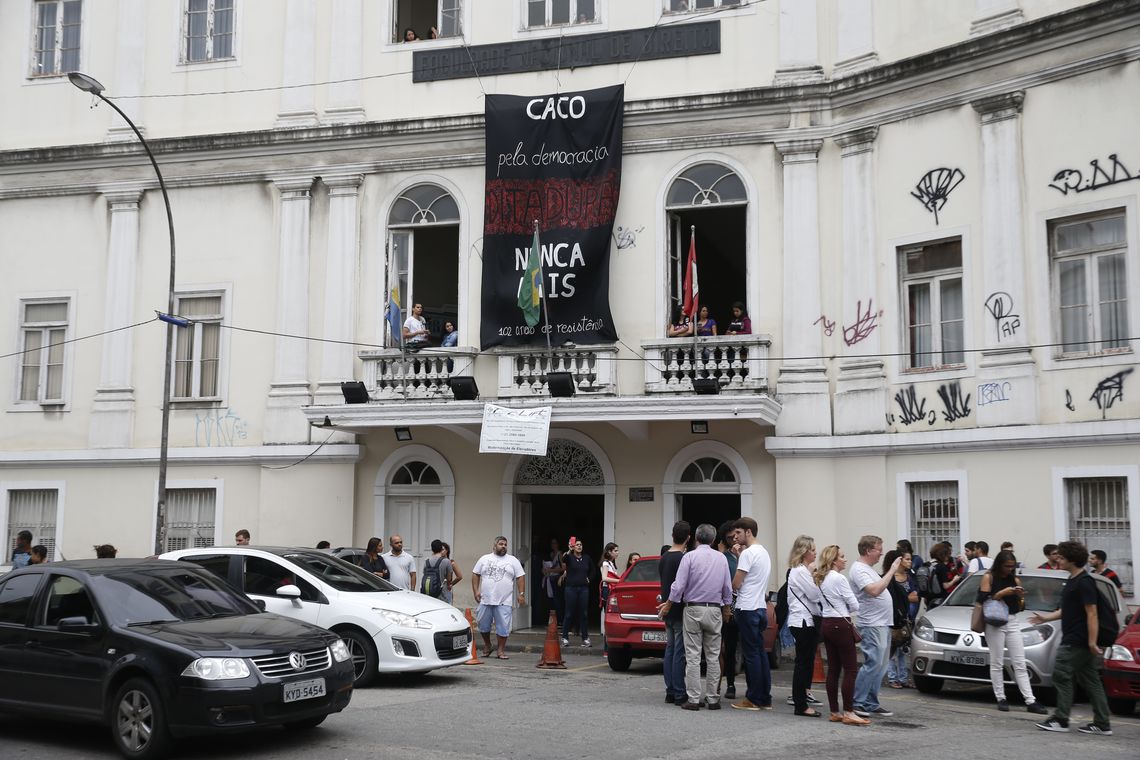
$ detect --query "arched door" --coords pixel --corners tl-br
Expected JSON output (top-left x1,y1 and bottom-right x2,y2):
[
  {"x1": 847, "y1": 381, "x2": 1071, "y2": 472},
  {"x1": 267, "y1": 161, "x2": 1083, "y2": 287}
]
[
  {"x1": 387, "y1": 183, "x2": 460, "y2": 346},
  {"x1": 386, "y1": 461, "x2": 445, "y2": 562}
]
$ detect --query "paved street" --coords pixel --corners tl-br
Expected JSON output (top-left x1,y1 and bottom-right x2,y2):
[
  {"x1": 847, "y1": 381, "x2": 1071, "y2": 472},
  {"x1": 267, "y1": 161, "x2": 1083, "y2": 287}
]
[{"x1": 2, "y1": 651, "x2": 1137, "y2": 760}]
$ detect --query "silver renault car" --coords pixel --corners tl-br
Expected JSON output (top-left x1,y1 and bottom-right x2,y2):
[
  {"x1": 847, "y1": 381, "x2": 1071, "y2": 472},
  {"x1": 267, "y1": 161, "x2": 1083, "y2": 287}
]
[{"x1": 910, "y1": 568, "x2": 1127, "y2": 700}]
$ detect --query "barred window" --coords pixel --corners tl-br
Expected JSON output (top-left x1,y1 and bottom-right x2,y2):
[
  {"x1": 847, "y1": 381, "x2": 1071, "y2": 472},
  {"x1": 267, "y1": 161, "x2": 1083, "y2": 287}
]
[
  {"x1": 908, "y1": 481, "x2": 960, "y2": 560},
  {"x1": 6, "y1": 489, "x2": 57, "y2": 561},
  {"x1": 1066, "y1": 477, "x2": 1132, "y2": 595},
  {"x1": 164, "y1": 488, "x2": 216, "y2": 552}
]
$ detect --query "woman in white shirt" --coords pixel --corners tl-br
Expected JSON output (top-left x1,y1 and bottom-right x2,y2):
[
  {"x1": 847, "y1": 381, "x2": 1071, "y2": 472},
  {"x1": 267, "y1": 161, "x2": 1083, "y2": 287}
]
[
  {"x1": 599, "y1": 542, "x2": 622, "y2": 646},
  {"x1": 814, "y1": 545, "x2": 870, "y2": 726},
  {"x1": 787, "y1": 535, "x2": 823, "y2": 717}
]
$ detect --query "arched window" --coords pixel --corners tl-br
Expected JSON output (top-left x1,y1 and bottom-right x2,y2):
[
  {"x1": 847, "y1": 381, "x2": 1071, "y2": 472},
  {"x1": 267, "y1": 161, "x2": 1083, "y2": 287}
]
[
  {"x1": 664, "y1": 162, "x2": 748, "y2": 329},
  {"x1": 516, "y1": 439, "x2": 605, "y2": 487},
  {"x1": 390, "y1": 461, "x2": 441, "y2": 485},
  {"x1": 387, "y1": 183, "x2": 460, "y2": 347},
  {"x1": 680, "y1": 457, "x2": 737, "y2": 484}
]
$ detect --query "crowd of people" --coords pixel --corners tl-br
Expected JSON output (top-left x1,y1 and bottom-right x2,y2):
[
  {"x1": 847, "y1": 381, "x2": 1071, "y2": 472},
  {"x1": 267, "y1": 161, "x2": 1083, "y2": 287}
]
[{"x1": 667, "y1": 302, "x2": 752, "y2": 338}]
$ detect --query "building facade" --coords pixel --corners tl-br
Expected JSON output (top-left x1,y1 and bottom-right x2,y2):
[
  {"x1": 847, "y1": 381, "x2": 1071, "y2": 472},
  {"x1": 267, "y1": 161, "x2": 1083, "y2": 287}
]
[{"x1": 1, "y1": 0, "x2": 1137, "y2": 620}]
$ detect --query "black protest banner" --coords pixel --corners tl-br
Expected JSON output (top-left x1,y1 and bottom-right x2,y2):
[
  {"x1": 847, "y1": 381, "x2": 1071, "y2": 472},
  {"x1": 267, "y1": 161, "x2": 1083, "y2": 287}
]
[{"x1": 480, "y1": 84, "x2": 623, "y2": 349}]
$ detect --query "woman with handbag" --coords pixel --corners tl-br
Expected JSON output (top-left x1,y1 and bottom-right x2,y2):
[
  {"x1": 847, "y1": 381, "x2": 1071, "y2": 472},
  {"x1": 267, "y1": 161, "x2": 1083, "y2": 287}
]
[
  {"x1": 786, "y1": 535, "x2": 823, "y2": 717},
  {"x1": 883, "y1": 549, "x2": 918, "y2": 688},
  {"x1": 978, "y1": 550, "x2": 1048, "y2": 714},
  {"x1": 814, "y1": 545, "x2": 870, "y2": 726}
]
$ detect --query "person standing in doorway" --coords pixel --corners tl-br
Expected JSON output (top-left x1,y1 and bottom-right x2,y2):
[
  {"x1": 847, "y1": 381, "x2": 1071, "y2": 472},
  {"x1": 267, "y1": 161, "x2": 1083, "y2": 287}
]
[
  {"x1": 384, "y1": 534, "x2": 417, "y2": 591},
  {"x1": 542, "y1": 538, "x2": 565, "y2": 625},
  {"x1": 234, "y1": 529, "x2": 250, "y2": 546},
  {"x1": 730, "y1": 517, "x2": 773, "y2": 712},
  {"x1": 471, "y1": 536, "x2": 526, "y2": 660},
  {"x1": 659, "y1": 521, "x2": 690, "y2": 706},
  {"x1": 402, "y1": 303, "x2": 430, "y2": 349},
  {"x1": 850, "y1": 535, "x2": 902, "y2": 719},
  {"x1": 561, "y1": 539, "x2": 594, "y2": 647}
]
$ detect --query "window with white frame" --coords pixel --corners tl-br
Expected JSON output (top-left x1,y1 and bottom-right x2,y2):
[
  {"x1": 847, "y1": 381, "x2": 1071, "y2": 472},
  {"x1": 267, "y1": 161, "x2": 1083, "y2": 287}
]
[
  {"x1": 182, "y1": 0, "x2": 234, "y2": 63},
  {"x1": 173, "y1": 293, "x2": 222, "y2": 400},
  {"x1": 900, "y1": 238, "x2": 964, "y2": 370},
  {"x1": 6, "y1": 489, "x2": 57, "y2": 561},
  {"x1": 392, "y1": 0, "x2": 462, "y2": 41},
  {"x1": 664, "y1": 0, "x2": 741, "y2": 13},
  {"x1": 164, "y1": 488, "x2": 216, "y2": 552},
  {"x1": 1065, "y1": 476, "x2": 1132, "y2": 594},
  {"x1": 907, "y1": 481, "x2": 960, "y2": 561},
  {"x1": 31, "y1": 0, "x2": 81, "y2": 77},
  {"x1": 18, "y1": 299, "x2": 69, "y2": 405},
  {"x1": 1050, "y1": 210, "x2": 1130, "y2": 357},
  {"x1": 526, "y1": 0, "x2": 596, "y2": 28}
]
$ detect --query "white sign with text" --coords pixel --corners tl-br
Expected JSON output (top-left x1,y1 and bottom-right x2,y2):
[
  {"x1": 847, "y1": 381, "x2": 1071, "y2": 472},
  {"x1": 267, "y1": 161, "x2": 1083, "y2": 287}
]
[{"x1": 478, "y1": 404, "x2": 552, "y2": 456}]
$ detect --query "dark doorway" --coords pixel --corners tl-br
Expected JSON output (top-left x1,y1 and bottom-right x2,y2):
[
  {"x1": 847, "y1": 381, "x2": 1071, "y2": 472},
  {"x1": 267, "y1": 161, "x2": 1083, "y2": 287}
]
[
  {"x1": 411, "y1": 225, "x2": 459, "y2": 342},
  {"x1": 669, "y1": 206, "x2": 747, "y2": 329},
  {"x1": 529, "y1": 494, "x2": 604, "y2": 628},
  {"x1": 680, "y1": 494, "x2": 742, "y2": 545}
]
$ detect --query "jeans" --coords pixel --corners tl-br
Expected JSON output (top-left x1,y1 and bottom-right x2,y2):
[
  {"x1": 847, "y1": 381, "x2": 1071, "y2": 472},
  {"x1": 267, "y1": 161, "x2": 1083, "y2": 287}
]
[
  {"x1": 562, "y1": 586, "x2": 589, "y2": 641},
  {"x1": 683, "y1": 606, "x2": 723, "y2": 704},
  {"x1": 790, "y1": 622, "x2": 819, "y2": 712},
  {"x1": 821, "y1": 618, "x2": 858, "y2": 713},
  {"x1": 853, "y1": 624, "x2": 890, "y2": 711},
  {"x1": 737, "y1": 607, "x2": 772, "y2": 706},
  {"x1": 886, "y1": 642, "x2": 910, "y2": 685},
  {"x1": 985, "y1": 618, "x2": 1036, "y2": 703},
  {"x1": 1053, "y1": 644, "x2": 1110, "y2": 727},
  {"x1": 663, "y1": 617, "x2": 687, "y2": 699}
]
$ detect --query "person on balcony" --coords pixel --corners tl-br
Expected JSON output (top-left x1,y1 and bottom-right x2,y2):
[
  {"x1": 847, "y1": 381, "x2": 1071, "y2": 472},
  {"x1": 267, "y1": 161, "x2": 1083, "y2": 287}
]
[
  {"x1": 695, "y1": 305, "x2": 718, "y2": 336},
  {"x1": 403, "y1": 303, "x2": 431, "y2": 351},
  {"x1": 666, "y1": 307, "x2": 693, "y2": 338},
  {"x1": 725, "y1": 302, "x2": 752, "y2": 335},
  {"x1": 441, "y1": 320, "x2": 458, "y2": 348}
]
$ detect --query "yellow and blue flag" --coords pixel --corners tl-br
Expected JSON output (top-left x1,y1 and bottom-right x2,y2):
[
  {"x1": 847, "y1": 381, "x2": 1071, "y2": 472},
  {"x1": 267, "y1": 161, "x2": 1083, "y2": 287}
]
[
  {"x1": 517, "y1": 227, "x2": 542, "y2": 328},
  {"x1": 385, "y1": 284, "x2": 402, "y2": 345}
]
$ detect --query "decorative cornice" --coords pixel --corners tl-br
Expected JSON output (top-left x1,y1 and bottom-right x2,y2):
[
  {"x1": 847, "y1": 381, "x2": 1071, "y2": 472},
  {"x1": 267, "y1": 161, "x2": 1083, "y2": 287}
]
[
  {"x1": 970, "y1": 8, "x2": 1025, "y2": 38},
  {"x1": 322, "y1": 172, "x2": 365, "y2": 192},
  {"x1": 271, "y1": 174, "x2": 316, "y2": 195},
  {"x1": 833, "y1": 126, "x2": 878, "y2": 156},
  {"x1": 99, "y1": 183, "x2": 145, "y2": 206},
  {"x1": 774, "y1": 138, "x2": 823, "y2": 163},
  {"x1": 0, "y1": 444, "x2": 363, "y2": 468},
  {"x1": 971, "y1": 90, "x2": 1025, "y2": 123}
]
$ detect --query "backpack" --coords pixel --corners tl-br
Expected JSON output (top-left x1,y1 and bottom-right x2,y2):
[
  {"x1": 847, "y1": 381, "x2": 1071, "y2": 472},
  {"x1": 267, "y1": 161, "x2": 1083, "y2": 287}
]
[
  {"x1": 420, "y1": 557, "x2": 446, "y2": 598},
  {"x1": 1093, "y1": 580, "x2": 1120, "y2": 648},
  {"x1": 774, "y1": 569, "x2": 790, "y2": 629},
  {"x1": 915, "y1": 562, "x2": 943, "y2": 600}
]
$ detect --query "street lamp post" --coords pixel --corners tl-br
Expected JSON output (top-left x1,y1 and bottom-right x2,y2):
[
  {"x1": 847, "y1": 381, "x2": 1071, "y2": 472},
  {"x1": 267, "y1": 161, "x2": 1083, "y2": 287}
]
[{"x1": 70, "y1": 72, "x2": 177, "y2": 557}]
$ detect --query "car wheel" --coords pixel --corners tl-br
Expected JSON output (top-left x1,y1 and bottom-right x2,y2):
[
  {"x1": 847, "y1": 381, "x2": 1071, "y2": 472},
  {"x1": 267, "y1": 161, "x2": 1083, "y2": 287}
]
[
  {"x1": 1108, "y1": 697, "x2": 1135, "y2": 716},
  {"x1": 913, "y1": 675, "x2": 943, "y2": 694},
  {"x1": 338, "y1": 628, "x2": 378, "y2": 687},
  {"x1": 110, "y1": 678, "x2": 172, "y2": 760},
  {"x1": 283, "y1": 715, "x2": 327, "y2": 731},
  {"x1": 607, "y1": 649, "x2": 632, "y2": 672}
]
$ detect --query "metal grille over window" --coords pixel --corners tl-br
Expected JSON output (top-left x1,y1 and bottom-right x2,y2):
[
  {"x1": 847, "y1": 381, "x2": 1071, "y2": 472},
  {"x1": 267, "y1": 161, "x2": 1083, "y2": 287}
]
[
  {"x1": 908, "y1": 481, "x2": 960, "y2": 560},
  {"x1": 6, "y1": 489, "x2": 58, "y2": 560},
  {"x1": 1051, "y1": 211, "x2": 1129, "y2": 356},
  {"x1": 516, "y1": 439, "x2": 604, "y2": 486},
  {"x1": 250, "y1": 648, "x2": 331, "y2": 678},
  {"x1": 1066, "y1": 477, "x2": 1132, "y2": 595},
  {"x1": 164, "y1": 489, "x2": 216, "y2": 552}
]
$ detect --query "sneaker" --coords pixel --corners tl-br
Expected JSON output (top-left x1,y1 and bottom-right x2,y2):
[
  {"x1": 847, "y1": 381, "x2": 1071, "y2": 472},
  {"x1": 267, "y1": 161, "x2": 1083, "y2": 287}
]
[
  {"x1": 853, "y1": 708, "x2": 871, "y2": 718},
  {"x1": 582, "y1": 639, "x2": 592, "y2": 647},
  {"x1": 725, "y1": 685, "x2": 736, "y2": 700},
  {"x1": 997, "y1": 700, "x2": 1009, "y2": 712},
  {"x1": 869, "y1": 707, "x2": 894, "y2": 717},
  {"x1": 665, "y1": 694, "x2": 676, "y2": 704},
  {"x1": 681, "y1": 702, "x2": 701, "y2": 711},
  {"x1": 806, "y1": 692, "x2": 822, "y2": 705},
  {"x1": 1036, "y1": 717, "x2": 1070, "y2": 732},
  {"x1": 1076, "y1": 723, "x2": 1112, "y2": 736},
  {"x1": 707, "y1": 701, "x2": 722, "y2": 711},
  {"x1": 731, "y1": 699, "x2": 761, "y2": 711},
  {"x1": 560, "y1": 637, "x2": 569, "y2": 647},
  {"x1": 1026, "y1": 702, "x2": 1048, "y2": 715}
]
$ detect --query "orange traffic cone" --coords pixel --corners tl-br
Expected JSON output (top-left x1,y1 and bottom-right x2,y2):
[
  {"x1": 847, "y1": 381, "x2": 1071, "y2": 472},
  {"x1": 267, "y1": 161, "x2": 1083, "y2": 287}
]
[
  {"x1": 811, "y1": 645, "x2": 826, "y2": 685},
  {"x1": 536, "y1": 609, "x2": 567, "y2": 669},
  {"x1": 463, "y1": 608, "x2": 484, "y2": 665}
]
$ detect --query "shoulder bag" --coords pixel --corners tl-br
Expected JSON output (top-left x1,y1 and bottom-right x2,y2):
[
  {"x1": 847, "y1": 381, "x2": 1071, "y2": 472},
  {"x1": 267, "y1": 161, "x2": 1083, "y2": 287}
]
[{"x1": 821, "y1": 589, "x2": 861, "y2": 644}]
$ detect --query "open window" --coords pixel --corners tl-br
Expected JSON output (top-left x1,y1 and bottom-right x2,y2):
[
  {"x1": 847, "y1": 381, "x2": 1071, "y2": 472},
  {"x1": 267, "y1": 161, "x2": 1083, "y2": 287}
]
[{"x1": 392, "y1": 0, "x2": 462, "y2": 42}]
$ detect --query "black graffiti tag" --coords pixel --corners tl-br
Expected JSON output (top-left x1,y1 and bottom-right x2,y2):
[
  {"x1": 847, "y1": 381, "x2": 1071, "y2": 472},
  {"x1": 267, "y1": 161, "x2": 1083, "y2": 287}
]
[
  {"x1": 894, "y1": 385, "x2": 936, "y2": 426},
  {"x1": 1065, "y1": 389, "x2": 1075, "y2": 412},
  {"x1": 1048, "y1": 154, "x2": 1140, "y2": 196},
  {"x1": 1089, "y1": 368, "x2": 1135, "y2": 419},
  {"x1": 937, "y1": 381, "x2": 972, "y2": 423},
  {"x1": 911, "y1": 168, "x2": 966, "y2": 225},
  {"x1": 983, "y1": 291, "x2": 1021, "y2": 341}
]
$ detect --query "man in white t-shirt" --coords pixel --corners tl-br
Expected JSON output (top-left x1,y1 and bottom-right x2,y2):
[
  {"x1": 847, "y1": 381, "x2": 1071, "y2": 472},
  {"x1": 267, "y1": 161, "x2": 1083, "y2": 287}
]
[
  {"x1": 967, "y1": 540, "x2": 994, "y2": 573},
  {"x1": 383, "y1": 534, "x2": 417, "y2": 591},
  {"x1": 729, "y1": 516, "x2": 773, "y2": 711},
  {"x1": 849, "y1": 534, "x2": 902, "y2": 718},
  {"x1": 471, "y1": 536, "x2": 526, "y2": 659},
  {"x1": 402, "y1": 303, "x2": 430, "y2": 348}
]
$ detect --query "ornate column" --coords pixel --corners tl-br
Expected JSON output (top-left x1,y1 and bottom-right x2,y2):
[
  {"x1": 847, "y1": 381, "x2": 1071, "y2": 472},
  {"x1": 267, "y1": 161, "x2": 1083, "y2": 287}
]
[
  {"x1": 89, "y1": 187, "x2": 144, "y2": 447},
  {"x1": 314, "y1": 173, "x2": 363, "y2": 443},
  {"x1": 107, "y1": 0, "x2": 147, "y2": 140},
  {"x1": 971, "y1": 0, "x2": 1023, "y2": 36},
  {"x1": 275, "y1": 0, "x2": 319, "y2": 128},
  {"x1": 972, "y1": 91, "x2": 1037, "y2": 426},
  {"x1": 774, "y1": 139, "x2": 831, "y2": 436},
  {"x1": 774, "y1": 0, "x2": 824, "y2": 86},
  {"x1": 265, "y1": 176, "x2": 315, "y2": 443},
  {"x1": 834, "y1": 0, "x2": 878, "y2": 77},
  {"x1": 833, "y1": 128, "x2": 887, "y2": 434},
  {"x1": 325, "y1": 0, "x2": 366, "y2": 124}
]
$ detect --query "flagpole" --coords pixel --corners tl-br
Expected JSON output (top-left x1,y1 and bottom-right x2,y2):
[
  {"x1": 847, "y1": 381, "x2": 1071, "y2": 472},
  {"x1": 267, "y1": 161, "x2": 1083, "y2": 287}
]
[
  {"x1": 690, "y1": 225, "x2": 698, "y2": 383},
  {"x1": 535, "y1": 219, "x2": 553, "y2": 361},
  {"x1": 393, "y1": 241, "x2": 408, "y2": 398}
]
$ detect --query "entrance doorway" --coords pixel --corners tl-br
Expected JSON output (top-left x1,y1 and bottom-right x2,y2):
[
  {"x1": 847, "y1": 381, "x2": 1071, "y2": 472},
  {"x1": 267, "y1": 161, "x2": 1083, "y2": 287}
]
[
  {"x1": 528, "y1": 494, "x2": 604, "y2": 628},
  {"x1": 681, "y1": 494, "x2": 742, "y2": 544}
]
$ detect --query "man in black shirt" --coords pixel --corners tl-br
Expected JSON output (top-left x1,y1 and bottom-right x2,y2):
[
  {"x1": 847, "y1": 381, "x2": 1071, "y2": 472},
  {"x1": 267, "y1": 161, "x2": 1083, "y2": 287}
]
[
  {"x1": 658, "y1": 521, "x2": 690, "y2": 706},
  {"x1": 1030, "y1": 541, "x2": 1112, "y2": 735},
  {"x1": 561, "y1": 540, "x2": 594, "y2": 647}
]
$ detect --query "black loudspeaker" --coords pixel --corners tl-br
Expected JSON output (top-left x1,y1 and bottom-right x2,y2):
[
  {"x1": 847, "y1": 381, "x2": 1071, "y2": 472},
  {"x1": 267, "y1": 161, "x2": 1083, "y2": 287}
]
[
  {"x1": 448, "y1": 376, "x2": 479, "y2": 400},
  {"x1": 546, "y1": 372, "x2": 576, "y2": 397},
  {"x1": 692, "y1": 377, "x2": 720, "y2": 395},
  {"x1": 341, "y1": 381, "x2": 369, "y2": 404}
]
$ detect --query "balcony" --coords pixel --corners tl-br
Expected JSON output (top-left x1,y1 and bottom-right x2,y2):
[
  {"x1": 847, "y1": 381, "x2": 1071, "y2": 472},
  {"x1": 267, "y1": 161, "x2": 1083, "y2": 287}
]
[{"x1": 641, "y1": 335, "x2": 772, "y2": 394}]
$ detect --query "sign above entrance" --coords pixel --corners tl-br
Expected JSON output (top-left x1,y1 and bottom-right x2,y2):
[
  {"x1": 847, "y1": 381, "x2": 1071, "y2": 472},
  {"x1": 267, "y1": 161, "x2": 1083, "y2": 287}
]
[{"x1": 479, "y1": 404, "x2": 553, "y2": 456}]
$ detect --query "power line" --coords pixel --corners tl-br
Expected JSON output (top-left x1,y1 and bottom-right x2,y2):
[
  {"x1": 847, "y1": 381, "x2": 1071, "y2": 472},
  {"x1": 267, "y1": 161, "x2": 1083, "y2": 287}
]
[{"x1": 0, "y1": 317, "x2": 157, "y2": 360}]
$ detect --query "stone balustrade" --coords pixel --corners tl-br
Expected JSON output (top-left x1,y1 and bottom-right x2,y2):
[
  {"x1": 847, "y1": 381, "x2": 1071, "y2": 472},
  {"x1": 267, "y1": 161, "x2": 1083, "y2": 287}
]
[
  {"x1": 496, "y1": 345, "x2": 618, "y2": 397},
  {"x1": 359, "y1": 347, "x2": 480, "y2": 399},
  {"x1": 641, "y1": 335, "x2": 772, "y2": 393}
]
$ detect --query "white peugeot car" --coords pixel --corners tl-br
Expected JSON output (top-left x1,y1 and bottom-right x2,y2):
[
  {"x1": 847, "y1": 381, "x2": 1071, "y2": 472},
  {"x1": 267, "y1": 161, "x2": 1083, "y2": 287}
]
[{"x1": 161, "y1": 546, "x2": 472, "y2": 686}]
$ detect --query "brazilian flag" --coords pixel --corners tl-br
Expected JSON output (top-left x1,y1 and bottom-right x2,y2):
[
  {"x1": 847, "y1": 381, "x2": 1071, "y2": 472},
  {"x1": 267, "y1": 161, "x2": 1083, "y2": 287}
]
[{"x1": 517, "y1": 227, "x2": 542, "y2": 328}]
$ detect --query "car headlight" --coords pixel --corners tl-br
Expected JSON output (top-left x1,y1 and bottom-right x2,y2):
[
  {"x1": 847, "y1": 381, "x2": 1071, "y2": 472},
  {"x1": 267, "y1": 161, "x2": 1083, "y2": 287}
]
[
  {"x1": 914, "y1": 617, "x2": 935, "y2": 641},
  {"x1": 375, "y1": 608, "x2": 433, "y2": 629},
  {"x1": 181, "y1": 657, "x2": 251, "y2": 680},
  {"x1": 1020, "y1": 624, "x2": 1055, "y2": 647},
  {"x1": 330, "y1": 639, "x2": 352, "y2": 663},
  {"x1": 1104, "y1": 644, "x2": 1134, "y2": 662}
]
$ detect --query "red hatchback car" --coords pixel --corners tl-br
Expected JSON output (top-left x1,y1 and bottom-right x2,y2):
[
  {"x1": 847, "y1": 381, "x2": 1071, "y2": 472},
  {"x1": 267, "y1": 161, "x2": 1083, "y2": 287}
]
[
  {"x1": 603, "y1": 555, "x2": 780, "y2": 672},
  {"x1": 1103, "y1": 609, "x2": 1140, "y2": 716}
]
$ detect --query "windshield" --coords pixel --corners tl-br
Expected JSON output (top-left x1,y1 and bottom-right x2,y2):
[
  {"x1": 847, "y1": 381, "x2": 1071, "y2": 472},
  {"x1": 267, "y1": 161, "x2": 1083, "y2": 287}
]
[
  {"x1": 93, "y1": 568, "x2": 259, "y2": 626},
  {"x1": 286, "y1": 552, "x2": 398, "y2": 593},
  {"x1": 942, "y1": 574, "x2": 1066, "y2": 612}
]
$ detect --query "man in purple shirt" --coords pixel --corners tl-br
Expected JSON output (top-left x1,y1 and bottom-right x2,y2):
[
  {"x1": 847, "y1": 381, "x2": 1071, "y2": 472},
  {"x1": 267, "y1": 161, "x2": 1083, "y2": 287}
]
[{"x1": 658, "y1": 523, "x2": 733, "y2": 710}]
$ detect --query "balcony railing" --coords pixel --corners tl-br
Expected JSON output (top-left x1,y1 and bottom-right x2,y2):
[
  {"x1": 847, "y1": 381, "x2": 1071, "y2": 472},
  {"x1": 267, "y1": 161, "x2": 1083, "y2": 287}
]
[
  {"x1": 496, "y1": 345, "x2": 617, "y2": 397},
  {"x1": 641, "y1": 335, "x2": 771, "y2": 393},
  {"x1": 359, "y1": 348, "x2": 479, "y2": 399}
]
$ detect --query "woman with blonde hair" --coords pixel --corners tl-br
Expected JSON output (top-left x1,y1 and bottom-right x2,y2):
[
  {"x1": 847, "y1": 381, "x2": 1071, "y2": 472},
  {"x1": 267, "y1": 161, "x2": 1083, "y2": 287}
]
[
  {"x1": 815, "y1": 545, "x2": 869, "y2": 726},
  {"x1": 787, "y1": 535, "x2": 823, "y2": 717}
]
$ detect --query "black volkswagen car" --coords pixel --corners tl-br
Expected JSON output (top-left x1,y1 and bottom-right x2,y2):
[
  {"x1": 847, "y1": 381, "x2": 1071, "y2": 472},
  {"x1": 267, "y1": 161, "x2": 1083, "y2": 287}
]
[{"x1": 0, "y1": 560, "x2": 354, "y2": 759}]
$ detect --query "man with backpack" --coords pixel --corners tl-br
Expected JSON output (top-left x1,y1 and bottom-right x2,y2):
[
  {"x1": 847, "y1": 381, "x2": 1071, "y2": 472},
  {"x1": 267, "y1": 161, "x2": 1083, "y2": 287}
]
[
  {"x1": 421, "y1": 539, "x2": 452, "y2": 599},
  {"x1": 1030, "y1": 541, "x2": 1115, "y2": 736}
]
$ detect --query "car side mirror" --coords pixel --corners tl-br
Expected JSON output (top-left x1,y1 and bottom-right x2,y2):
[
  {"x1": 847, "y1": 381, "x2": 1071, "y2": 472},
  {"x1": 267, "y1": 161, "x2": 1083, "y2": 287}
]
[
  {"x1": 250, "y1": 598, "x2": 267, "y2": 612},
  {"x1": 276, "y1": 584, "x2": 302, "y2": 599},
  {"x1": 58, "y1": 616, "x2": 100, "y2": 635}
]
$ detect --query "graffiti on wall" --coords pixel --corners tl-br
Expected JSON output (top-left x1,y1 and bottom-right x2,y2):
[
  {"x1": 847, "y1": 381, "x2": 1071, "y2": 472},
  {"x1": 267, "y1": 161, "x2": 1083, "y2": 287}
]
[
  {"x1": 1089, "y1": 368, "x2": 1134, "y2": 419},
  {"x1": 893, "y1": 385, "x2": 936, "y2": 426},
  {"x1": 195, "y1": 408, "x2": 249, "y2": 447},
  {"x1": 612, "y1": 225, "x2": 644, "y2": 250},
  {"x1": 911, "y1": 168, "x2": 966, "y2": 225},
  {"x1": 1048, "y1": 154, "x2": 1140, "y2": 196},
  {"x1": 983, "y1": 292, "x2": 1022, "y2": 341},
  {"x1": 978, "y1": 381, "x2": 1012, "y2": 407},
  {"x1": 937, "y1": 381, "x2": 972, "y2": 423}
]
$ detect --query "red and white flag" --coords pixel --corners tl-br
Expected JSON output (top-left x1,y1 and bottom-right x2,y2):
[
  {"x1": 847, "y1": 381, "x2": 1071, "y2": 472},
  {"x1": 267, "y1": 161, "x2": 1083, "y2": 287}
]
[{"x1": 681, "y1": 232, "x2": 699, "y2": 320}]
